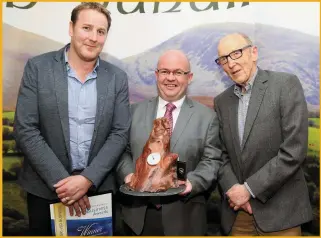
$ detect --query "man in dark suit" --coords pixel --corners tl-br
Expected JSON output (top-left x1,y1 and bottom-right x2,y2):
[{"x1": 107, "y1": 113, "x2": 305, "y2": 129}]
[
  {"x1": 116, "y1": 50, "x2": 222, "y2": 235},
  {"x1": 13, "y1": 3, "x2": 130, "y2": 235},
  {"x1": 214, "y1": 33, "x2": 312, "y2": 235}
]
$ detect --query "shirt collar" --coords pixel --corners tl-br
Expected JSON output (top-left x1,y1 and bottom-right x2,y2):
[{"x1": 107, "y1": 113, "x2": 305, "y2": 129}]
[
  {"x1": 158, "y1": 95, "x2": 186, "y2": 110},
  {"x1": 64, "y1": 44, "x2": 100, "y2": 73},
  {"x1": 234, "y1": 67, "x2": 258, "y2": 94}
]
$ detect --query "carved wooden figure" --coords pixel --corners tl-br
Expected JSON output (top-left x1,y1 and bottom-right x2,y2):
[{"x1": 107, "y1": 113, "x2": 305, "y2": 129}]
[{"x1": 128, "y1": 117, "x2": 179, "y2": 192}]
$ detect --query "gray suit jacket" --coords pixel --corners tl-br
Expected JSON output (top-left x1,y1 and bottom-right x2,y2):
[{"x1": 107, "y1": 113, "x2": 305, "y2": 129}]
[
  {"x1": 14, "y1": 45, "x2": 131, "y2": 200},
  {"x1": 214, "y1": 68, "x2": 312, "y2": 233},
  {"x1": 116, "y1": 96, "x2": 222, "y2": 235}
]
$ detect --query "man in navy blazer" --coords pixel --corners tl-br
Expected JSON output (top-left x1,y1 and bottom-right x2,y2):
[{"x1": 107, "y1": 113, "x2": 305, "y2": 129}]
[{"x1": 14, "y1": 3, "x2": 130, "y2": 235}]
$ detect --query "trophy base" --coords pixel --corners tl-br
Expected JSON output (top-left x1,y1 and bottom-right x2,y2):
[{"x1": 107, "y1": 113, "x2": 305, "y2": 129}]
[{"x1": 119, "y1": 184, "x2": 186, "y2": 197}]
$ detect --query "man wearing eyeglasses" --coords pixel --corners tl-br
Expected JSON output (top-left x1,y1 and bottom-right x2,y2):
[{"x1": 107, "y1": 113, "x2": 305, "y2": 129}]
[
  {"x1": 116, "y1": 49, "x2": 222, "y2": 235},
  {"x1": 214, "y1": 33, "x2": 312, "y2": 235}
]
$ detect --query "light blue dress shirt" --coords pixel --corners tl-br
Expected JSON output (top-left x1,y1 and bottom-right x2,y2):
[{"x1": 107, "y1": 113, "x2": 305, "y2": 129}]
[{"x1": 65, "y1": 48, "x2": 99, "y2": 171}]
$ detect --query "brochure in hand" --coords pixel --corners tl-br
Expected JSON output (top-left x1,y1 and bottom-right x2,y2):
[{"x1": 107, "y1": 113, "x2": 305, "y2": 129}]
[{"x1": 50, "y1": 193, "x2": 112, "y2": 236}]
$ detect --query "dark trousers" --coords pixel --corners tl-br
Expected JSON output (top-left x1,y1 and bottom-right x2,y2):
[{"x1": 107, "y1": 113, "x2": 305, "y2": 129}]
[
  {"x1": 27, "y1": 193, "x2": 55, "y2": 236},
  {"x1": 123, "y1": 204, "x2": 165, "y2": 236}
]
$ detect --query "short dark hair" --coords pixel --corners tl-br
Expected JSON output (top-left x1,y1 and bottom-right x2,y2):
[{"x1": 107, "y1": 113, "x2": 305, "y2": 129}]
[{"x1": 71, "y1": 2, "x2": 112, "y2": 32}]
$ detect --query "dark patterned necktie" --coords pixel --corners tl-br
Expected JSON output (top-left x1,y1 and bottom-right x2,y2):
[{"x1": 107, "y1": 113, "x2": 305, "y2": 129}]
[{"x1": 164, "y1": 102, "x2": 176, "y2": 136}]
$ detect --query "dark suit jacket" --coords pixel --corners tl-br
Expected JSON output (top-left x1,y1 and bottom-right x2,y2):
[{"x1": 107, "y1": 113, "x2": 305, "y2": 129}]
[
  {"x1": 116, "y1": 97, "x2": 222, "y2": 235},
  {"x1": 214, "y1": 68, "x2": 312, "y2": 233},
  {"x1": 14, "y1": 45, "x2": 131, "y2": 200}
]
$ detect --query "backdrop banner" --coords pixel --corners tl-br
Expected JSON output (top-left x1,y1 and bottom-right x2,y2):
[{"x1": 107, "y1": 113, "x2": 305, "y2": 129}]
[{"x1": 2, "y1": 2, "x2": 320, "y2": 236}]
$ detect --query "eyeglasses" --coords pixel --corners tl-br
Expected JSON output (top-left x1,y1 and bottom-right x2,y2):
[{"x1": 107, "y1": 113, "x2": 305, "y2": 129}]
[
  {"x1": 156, "y1": 69, "x2": 190, "y2": 77},
  {"x1": 215, "y1": 45, "x2": 252, "y2": 66}
]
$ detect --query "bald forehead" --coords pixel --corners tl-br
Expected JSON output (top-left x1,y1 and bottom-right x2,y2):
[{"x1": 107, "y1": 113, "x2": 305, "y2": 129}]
[
  {"x1": 157, "y1": 50, "x2": 190, "y2": 70},
  {"x1": 217, "y1": 33, "x2": 249, "y2": 56}
]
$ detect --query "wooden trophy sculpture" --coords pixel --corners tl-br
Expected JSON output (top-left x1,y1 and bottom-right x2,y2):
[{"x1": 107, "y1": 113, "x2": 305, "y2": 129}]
[{"x1": 127, "y1": 117, "x2": 179, "y2": 192}]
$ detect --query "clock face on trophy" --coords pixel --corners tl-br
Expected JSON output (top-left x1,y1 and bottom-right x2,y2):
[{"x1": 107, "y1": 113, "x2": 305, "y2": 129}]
[{"x1": 147, "y1": 153, "x2": 161, "y2": 165}]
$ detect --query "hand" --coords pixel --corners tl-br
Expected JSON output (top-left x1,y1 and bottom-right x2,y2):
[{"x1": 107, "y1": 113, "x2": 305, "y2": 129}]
[
  {"x1": 178, "y1": 179, "x2": 192, "y2": 196},
  {"x1": 124, "y1": 173, "x2": 134, "y2": 184},
  {"x1": 54, "y1": 175, "x2": 93, "y2": 205},
  {"x1": 67, "y1": 195, "x2": 91, "y2": 217},
  {"x1": 226, "y1": 184, "x2": 250, "y2": 207},
  {"x1": 241, "y1": 202, "x2": 252, "y2": 214},
  {"x1": 229, "y1": 201, "x2": 253, "y2": 214}
]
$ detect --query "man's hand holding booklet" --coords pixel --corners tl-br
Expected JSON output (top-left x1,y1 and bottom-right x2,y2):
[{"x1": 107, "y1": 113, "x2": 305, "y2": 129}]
[{"x1": 50, "y1": 193, "x2": 113, "y2": 236}]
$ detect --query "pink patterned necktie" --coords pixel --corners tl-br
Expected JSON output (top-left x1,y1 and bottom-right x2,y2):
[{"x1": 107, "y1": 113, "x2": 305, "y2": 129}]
[{"x1": 164, "y1": 102, "x2": 176, "y2": 136}]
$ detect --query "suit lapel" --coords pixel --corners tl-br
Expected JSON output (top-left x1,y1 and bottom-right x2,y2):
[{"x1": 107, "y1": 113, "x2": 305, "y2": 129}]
[
  {"x1": 228, "y1": 91, "x2": 242, "y2": 157},
  {"x1": 53, "y1": 47, "x2": 70, "y2": 156},
  {"x1": 170, "y1": 97, "x2": 194, "y2": 151},
  {"x1": 134, "y1": 97, "x2": 158, "y2": 154},
  {"x1": 242, "y1": 70, "x2": 268, "y2": 148},
  {"x1": 146, "y1": 97, "x2": 158, "y2": 132},
  {"x1": 89, "y1": 64, "x2": 111, "y2": 154}
]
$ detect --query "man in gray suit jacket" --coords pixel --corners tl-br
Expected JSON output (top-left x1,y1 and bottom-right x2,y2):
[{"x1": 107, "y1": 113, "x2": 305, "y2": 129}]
[
  {"x1": 116, "y1": 50, "x2": 222, "y2": 235},
  {"x1": 13, "y1": 3, "x2": 130, "y2": 235},
  {"x1": 214, "y1": 33, "x2": 312, "y2": 235}
]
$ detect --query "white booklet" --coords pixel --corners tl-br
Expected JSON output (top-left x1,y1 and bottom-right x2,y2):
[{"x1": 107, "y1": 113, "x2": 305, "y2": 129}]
[{"x1": 50, "y1": 193, "x2": 113, "y2": 236}]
